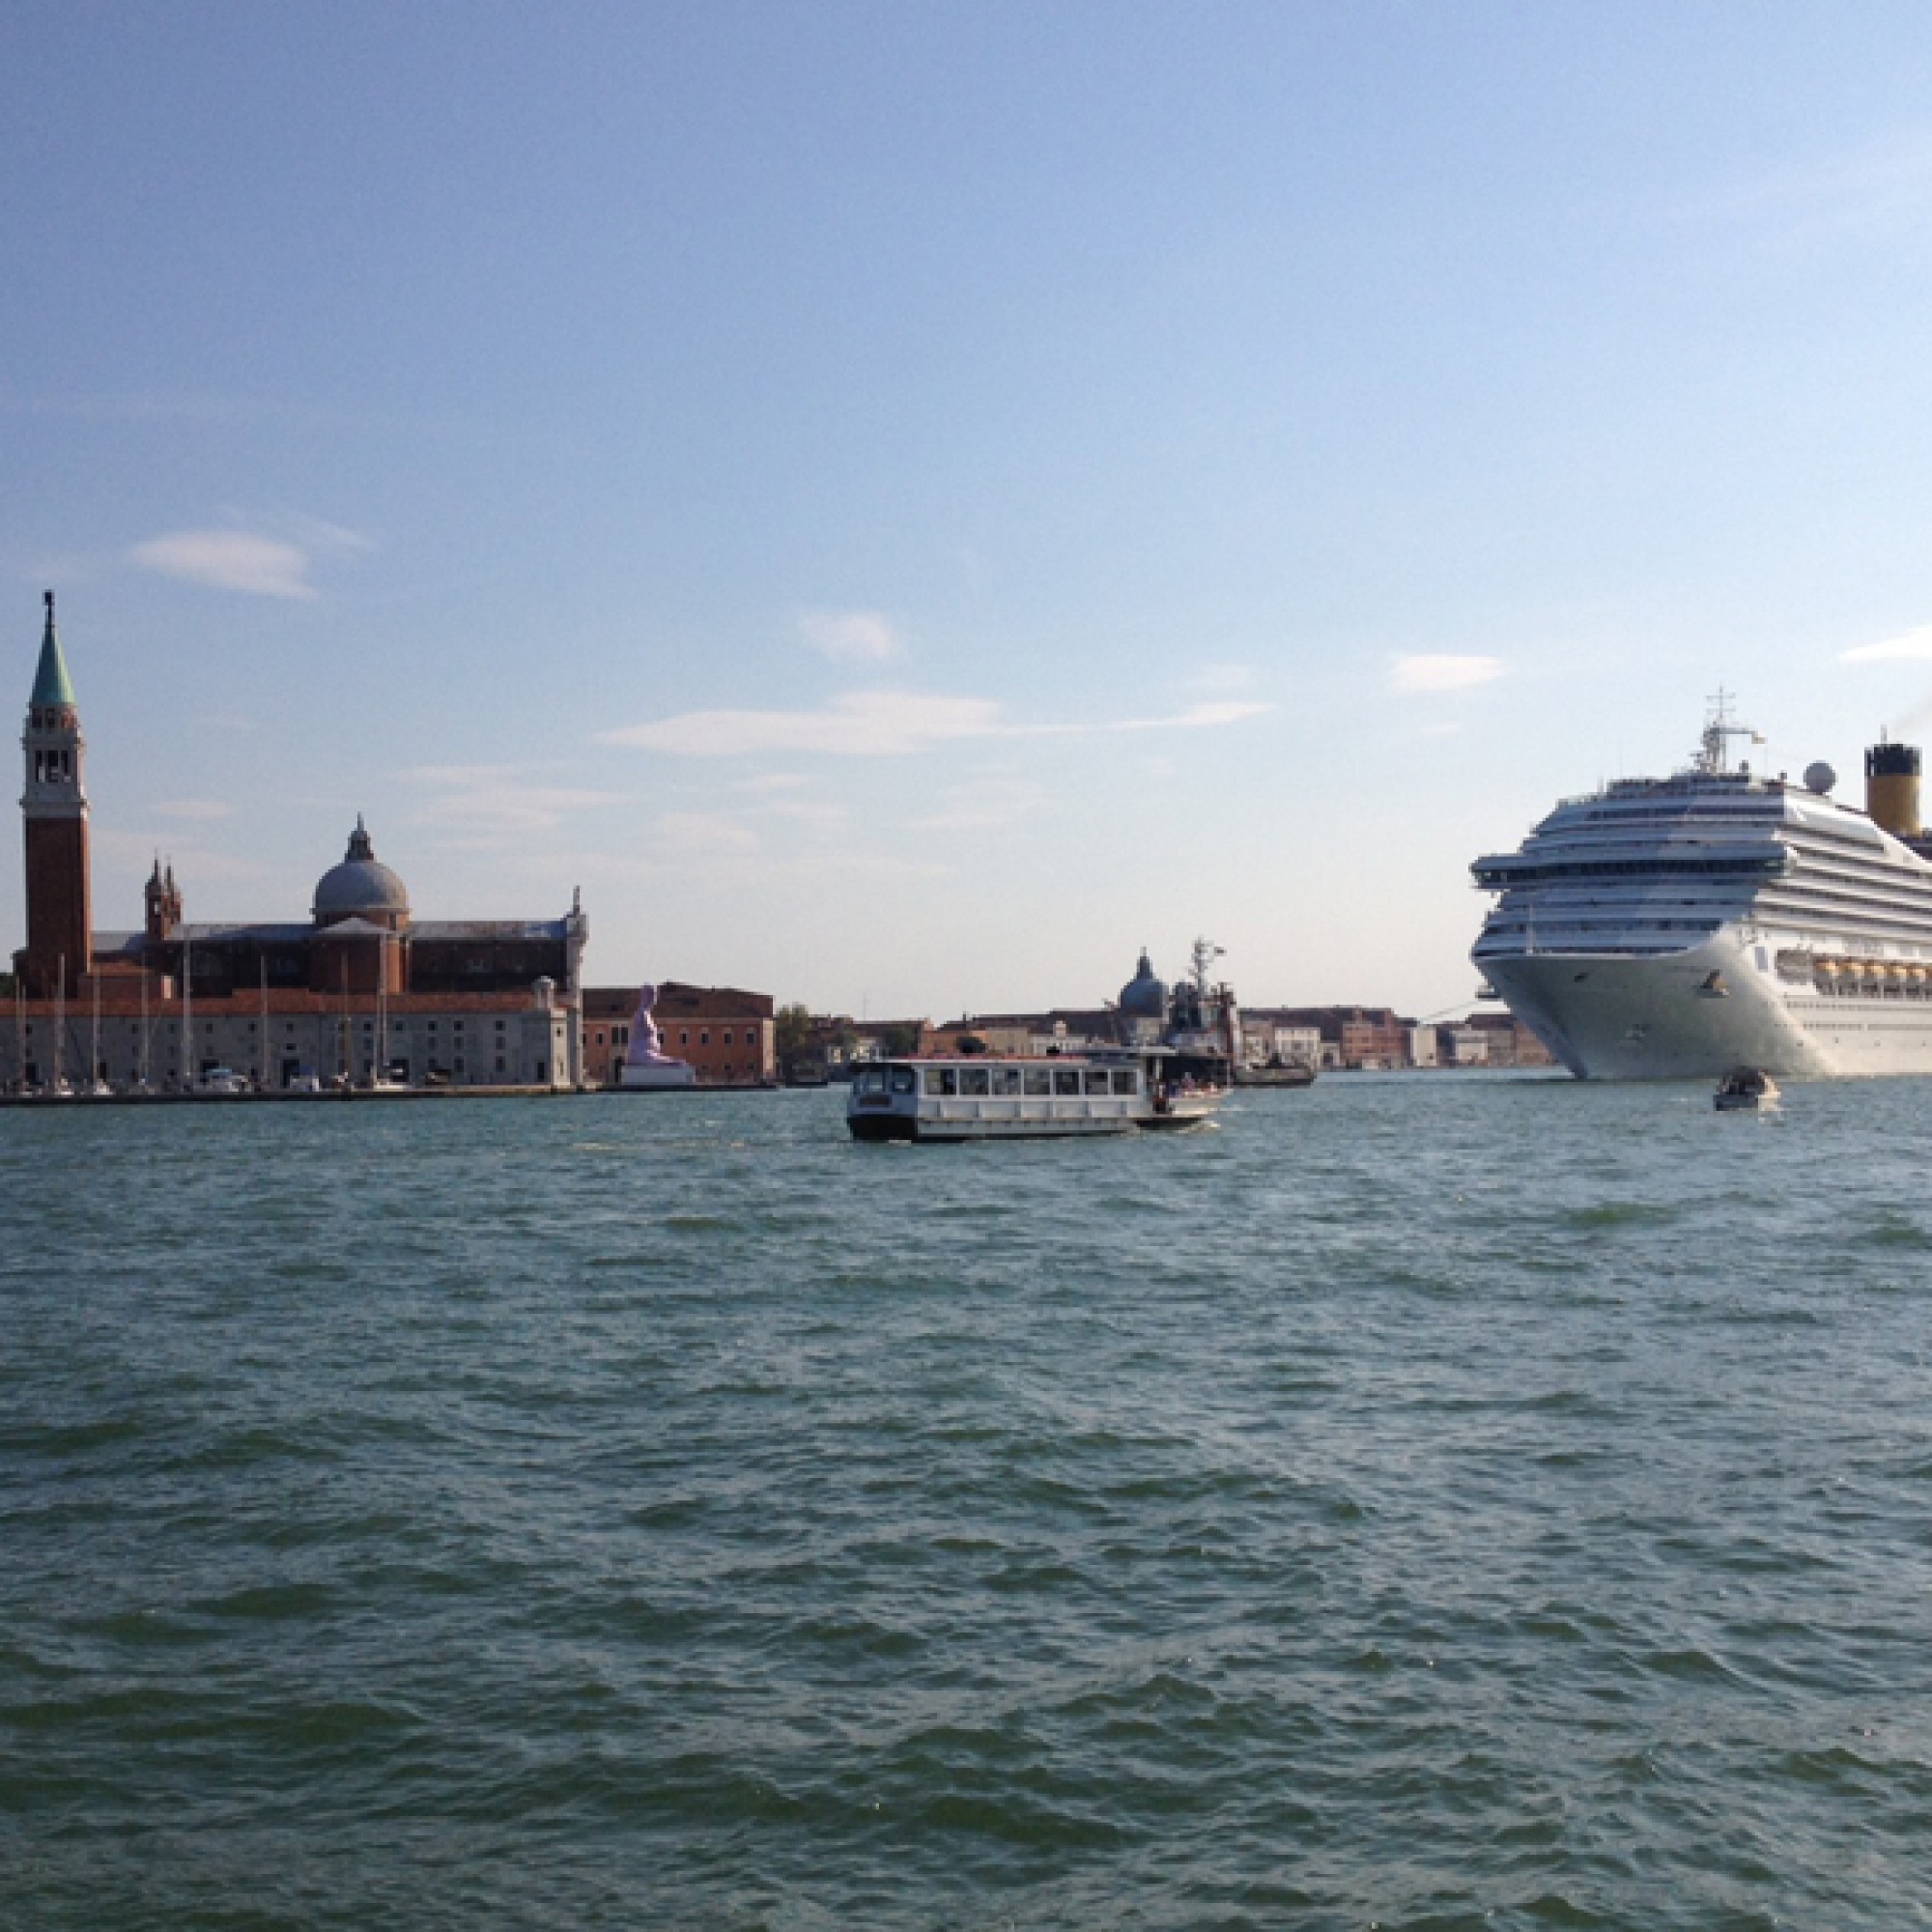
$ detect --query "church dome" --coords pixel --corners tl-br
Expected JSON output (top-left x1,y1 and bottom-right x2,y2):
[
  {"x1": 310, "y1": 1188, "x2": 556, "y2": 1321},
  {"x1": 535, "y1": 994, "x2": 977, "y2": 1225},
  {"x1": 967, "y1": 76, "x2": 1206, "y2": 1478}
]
[
  {"x1": 313, "y1": 817, "x2": 410, "y2": 924},
  {"x1": 1118, "y1": 949, "x2": 1168, "y2": 1019}
]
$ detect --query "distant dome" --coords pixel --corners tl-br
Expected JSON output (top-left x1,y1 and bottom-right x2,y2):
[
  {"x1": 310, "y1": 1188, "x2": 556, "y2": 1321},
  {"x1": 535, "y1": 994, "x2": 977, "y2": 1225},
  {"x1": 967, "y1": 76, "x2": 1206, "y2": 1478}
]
[
  {"x1": 313, "y1": 817, "x2": 410, "y2": 924},
  {"x1": 1119, "y1": 949, "x2": 1168, "y2": 1019}
]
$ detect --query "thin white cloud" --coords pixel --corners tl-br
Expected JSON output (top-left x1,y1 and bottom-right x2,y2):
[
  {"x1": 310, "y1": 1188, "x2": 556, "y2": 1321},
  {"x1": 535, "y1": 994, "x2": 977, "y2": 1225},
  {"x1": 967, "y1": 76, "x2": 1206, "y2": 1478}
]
[
  {"x1": 407, "y1": 766, "x2": 625, "y2": 838},
  {"x1": 801, "y1": 610, "x2": 900, "y2": 662},
  {"x1": 600, "y1": 691, "x2": 1273, "y2": 758},
  {"x1": 603, "y1": 692, "x2": 1004, "y2": 757},
  {"x1": 93, "y1": 826, "x2": 272, "y2": 887},
  {"x1": 1680, "y1": 131, "x2": 1932, "y2": 249},
  {"x1": 908, "y1": 769, "x2": 1049, "y2": 833},
  {"x1": 153, "y1": 799, "x2": 231, "y2": 820},
  {"x1": 131, "y1": 530, "x2": 320, "y2": 600},
  {"x1": 654, "y1": 811, "x2": 760, "y2": 853},
  {"x1": 1842, "y1": 625, "x2": 1932, "y2": 664},
  {"x1": 1105, "y1": 700, "x2": 1272, "y2": 733},
  {"x1": 761, "y1": 796, "x2": 850, "y2": 827},
  {"x1": 732, "y1": 772, "x2": 812, "y2": 794},
  {"x1": 1389, "y1": 654, "x2": 1505, "y2": 695},
  {"x1": 128, "y1": 515, "x2": 368, "y2": 601}
]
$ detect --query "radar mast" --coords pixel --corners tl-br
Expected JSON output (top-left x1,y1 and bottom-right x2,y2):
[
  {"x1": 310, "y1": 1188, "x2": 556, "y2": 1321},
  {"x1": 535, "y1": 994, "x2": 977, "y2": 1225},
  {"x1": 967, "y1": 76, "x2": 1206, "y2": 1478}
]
[
  {"x1": 1187, "y1": 937, "x2": 1225, "y2": 995},
  {"x1": 1694, "y1": 690, "x2": 1764, "y2": 776}
]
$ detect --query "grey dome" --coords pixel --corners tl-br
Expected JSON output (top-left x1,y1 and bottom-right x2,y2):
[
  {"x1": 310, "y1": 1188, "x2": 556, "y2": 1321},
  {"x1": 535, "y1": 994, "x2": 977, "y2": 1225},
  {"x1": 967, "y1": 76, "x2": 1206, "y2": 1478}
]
[
  {"x1": 313, "y1": 817, "x2": 410, "y2": 922},
  {"x1": 1118, "y1": 949, "x2": 1168, "y2": 1019}
]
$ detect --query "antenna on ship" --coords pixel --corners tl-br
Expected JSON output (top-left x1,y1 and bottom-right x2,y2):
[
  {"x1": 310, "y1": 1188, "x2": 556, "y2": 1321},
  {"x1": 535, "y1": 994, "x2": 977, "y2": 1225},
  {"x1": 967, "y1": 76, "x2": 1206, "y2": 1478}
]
[
  {"x1": 1695, "y1": 689, "x2": 1766, "y2": 777},
  {"x1": 1188, "y1": 937, "x2": 1224, "y2": 995}
]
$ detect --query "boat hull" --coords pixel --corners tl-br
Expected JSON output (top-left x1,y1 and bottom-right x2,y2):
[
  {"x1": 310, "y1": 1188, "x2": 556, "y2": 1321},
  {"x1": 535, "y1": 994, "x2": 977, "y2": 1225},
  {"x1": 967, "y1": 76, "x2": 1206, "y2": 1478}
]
[{"x1": 1482, "y1": 926, "x2": 1932, "y2": 1079}]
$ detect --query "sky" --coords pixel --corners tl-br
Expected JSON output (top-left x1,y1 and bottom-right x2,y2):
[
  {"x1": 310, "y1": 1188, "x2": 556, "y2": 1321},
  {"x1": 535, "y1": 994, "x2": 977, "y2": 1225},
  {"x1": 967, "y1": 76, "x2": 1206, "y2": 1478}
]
[{"x1": 11, "y1": 2, "x2": 1932, "y2": 1022}]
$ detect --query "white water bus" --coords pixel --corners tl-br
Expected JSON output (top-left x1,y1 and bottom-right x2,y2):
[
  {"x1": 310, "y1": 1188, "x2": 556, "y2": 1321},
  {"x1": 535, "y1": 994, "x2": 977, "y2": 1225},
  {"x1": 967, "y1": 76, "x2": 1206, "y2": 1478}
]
[{"x1": 847, "y1": 1054, "x2": 1224, "y2": 1143}]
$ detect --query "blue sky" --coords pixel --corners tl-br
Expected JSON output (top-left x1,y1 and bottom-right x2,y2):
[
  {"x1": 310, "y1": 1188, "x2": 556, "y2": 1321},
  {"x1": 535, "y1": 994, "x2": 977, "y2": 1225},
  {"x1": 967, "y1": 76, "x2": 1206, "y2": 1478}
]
[{"x1": 11, "y1": 3, "x2": 1932, "y2": 1019}]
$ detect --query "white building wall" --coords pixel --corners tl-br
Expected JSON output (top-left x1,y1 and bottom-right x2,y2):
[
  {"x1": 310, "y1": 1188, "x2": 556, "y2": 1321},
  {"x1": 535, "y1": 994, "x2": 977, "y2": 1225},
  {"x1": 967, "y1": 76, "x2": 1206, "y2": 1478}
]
[{"x1": 1, "y1": 1004, "x2": 579, "y2": 1093}]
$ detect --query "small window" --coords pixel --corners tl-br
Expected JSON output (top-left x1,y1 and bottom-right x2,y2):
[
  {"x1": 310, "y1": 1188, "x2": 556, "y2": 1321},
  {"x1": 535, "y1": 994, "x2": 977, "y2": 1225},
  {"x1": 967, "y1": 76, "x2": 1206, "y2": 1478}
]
[
  {"x1": 723, "y1": 1030, "x2": 733, "y2": 1046},
  {"x1": 1111, "y1": 1069, "x2": 1138, "y2": 1095},
  {"x1": 699, "y1": 1030, "x2": 710, "y2": 1047},
  {"x1": 889, "y1": 1066, "x2": 916, "y2": 1094},
  {"x1": 923, "y1": 1067, "x2": 957, "y2": 1096},
  {"x1": 990, "y1": 1066, "x2": 1021, "y2": 1095},
  {"x1": 857, "y1": 1067, "x2": 887, "y2": 1094},
  {"x1": 961, "y1": 1067, "x2": 991, "y2": 1096},
  {"x1": 1023, "y1": 1068, "x2": 1052, "y2": 1095},
  {"x1": 1084, "y1": 1069, "x2": 1111, "y2": 1094},
  {"x1": 1054, "y1": 1069, "x2": 1081, "y2": 1095}
]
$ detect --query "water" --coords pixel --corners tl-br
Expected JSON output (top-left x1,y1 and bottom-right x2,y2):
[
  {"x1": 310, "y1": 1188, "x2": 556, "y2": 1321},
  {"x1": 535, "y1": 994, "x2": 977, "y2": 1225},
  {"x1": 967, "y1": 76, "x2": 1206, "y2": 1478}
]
[{"x1": 4, "y1": 1076, "x2": 1931, "y2": 1929}]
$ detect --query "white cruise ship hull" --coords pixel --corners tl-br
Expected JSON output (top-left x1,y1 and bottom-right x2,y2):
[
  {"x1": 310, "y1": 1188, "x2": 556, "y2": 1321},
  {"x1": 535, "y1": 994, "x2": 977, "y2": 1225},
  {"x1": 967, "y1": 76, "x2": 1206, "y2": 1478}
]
[{"x1": 1488, "y1": 928, "x2": 1932, "y2": 1080}]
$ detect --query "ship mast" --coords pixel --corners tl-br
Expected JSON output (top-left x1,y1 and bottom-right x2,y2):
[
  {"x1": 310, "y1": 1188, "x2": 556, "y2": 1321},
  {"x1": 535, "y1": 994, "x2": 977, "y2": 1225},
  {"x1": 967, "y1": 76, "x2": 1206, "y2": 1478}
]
[
  {"x1": 1188, "y1": 937, "x2": 1224, "y2": 996},
  {"x1": 1694, "y1": 689, "x2": 1763, "y2": 777}
]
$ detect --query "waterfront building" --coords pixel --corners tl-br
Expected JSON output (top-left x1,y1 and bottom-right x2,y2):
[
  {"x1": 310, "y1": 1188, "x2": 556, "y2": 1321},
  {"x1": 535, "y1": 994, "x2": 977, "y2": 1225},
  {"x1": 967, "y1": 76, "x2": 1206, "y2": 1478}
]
[
  {"x1": 6, "y1": 595, "x2": 587, "y2": 1093},
  {"x1": 581, "y1": 982, "x2": 775, "y2": 1087},
  {"x1": 1254, "y1": 1006, "x2": 1414, "y2": 1070},
  {"x1": 1238, "y1": 1017, "x2": 1322, "y2": 1069}
]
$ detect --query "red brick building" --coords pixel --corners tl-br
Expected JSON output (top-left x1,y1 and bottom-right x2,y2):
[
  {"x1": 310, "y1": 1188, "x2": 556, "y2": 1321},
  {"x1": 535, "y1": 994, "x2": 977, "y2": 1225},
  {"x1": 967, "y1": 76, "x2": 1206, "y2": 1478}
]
[
  {"x1": 1268, "y1": 1006, "x2": 1413, "y2": 1069},
  {"x1": 582, "y1": 982, "x2": 776, "y2": 1087}
]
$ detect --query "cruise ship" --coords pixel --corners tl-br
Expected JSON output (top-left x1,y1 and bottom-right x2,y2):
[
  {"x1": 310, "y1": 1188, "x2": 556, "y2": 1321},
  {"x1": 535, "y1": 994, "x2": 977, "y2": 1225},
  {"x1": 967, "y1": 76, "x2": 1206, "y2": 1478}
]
[{"x1": 1470, "y1": 699, "x2": 1932, "y2": 1079}]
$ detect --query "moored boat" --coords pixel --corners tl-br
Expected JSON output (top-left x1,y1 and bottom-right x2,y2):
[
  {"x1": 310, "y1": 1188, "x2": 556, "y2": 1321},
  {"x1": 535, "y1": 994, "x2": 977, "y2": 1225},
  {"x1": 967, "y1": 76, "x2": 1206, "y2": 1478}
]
[
  {"x1": 1714, "y1": 1066, "x2": 1779, "y2": 1112},
  {"x1": 847, "y1": 1054, "x2": 1223, "y2": 1142}
]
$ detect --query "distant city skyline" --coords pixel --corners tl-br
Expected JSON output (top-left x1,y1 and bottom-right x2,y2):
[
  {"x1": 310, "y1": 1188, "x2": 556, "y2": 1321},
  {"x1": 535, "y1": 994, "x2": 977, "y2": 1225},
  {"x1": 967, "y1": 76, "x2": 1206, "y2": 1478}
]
[{"x1": 12, "y1": 4, "x2": 1932, "y2": 1019}]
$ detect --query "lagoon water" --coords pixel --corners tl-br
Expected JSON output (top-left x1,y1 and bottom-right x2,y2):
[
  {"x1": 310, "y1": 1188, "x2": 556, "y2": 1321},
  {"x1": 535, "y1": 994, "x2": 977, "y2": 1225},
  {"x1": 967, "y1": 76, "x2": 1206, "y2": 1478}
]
[{"x1": 4, "y1": 1076, "x2": 1931, "y2": 1929}]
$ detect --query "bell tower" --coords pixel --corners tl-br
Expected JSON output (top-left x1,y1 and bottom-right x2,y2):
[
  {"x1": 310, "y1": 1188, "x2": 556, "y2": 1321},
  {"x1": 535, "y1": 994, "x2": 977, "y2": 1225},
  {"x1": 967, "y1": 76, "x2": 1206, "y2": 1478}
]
[{"x1": 19, "y1": 590, "x2": 92, "y2": 999}]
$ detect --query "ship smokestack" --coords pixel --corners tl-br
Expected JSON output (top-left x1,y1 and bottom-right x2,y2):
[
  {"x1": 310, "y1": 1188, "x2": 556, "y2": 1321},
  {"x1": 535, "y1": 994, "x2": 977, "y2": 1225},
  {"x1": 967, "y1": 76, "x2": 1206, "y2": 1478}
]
[{"x1": 1865, "y1": 736, "x2": 1922, "y2": 838}]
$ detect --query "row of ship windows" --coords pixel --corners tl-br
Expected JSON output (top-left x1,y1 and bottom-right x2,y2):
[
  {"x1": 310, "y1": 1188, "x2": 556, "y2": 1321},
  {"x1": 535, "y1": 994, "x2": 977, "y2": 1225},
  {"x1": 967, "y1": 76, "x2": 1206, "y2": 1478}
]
[
  {"x1": 1477, "y1": 861, "x2": 1778, "y2": 886},
  {"x1": 1498, "y1": 884, "x2": 1932, "y2": 935},
  {"x1": 853, "y1": 1065, "x2": 1141, "y2": 1097}
]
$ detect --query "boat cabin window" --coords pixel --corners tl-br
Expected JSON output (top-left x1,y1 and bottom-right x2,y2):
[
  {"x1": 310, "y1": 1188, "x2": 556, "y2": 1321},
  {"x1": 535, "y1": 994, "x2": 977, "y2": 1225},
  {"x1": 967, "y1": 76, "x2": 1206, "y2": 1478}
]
[
  {"x1": 1053, "y1": 1068, "x2": 1081, "y2": 1095},
  {"x1": 1083, "y1": 1068, "x2": 1111, "y2": 1095},
  {"x1": 1023, "y1": 1068, "x2": 1052, "y2": 1095},
  {"x1": 889, "y1": 1066, "x2": 916, "y2": 1094},
  {"x1": 923, "y1": 1067, "x2": 958, "y2": 1096},
  {"x1": 990, "y1": 1066, "x2": 1021, "y2": 1095},
  {"x1": 1111, "y1": 1069, "x2": 1138, "y2": 1095},
  {"x1": 960, "y1": 1067, "x2": 991, "y2": 1096},
  {"x1": 856, "y1": 1067, "x2": 887, "y2": 1094}
]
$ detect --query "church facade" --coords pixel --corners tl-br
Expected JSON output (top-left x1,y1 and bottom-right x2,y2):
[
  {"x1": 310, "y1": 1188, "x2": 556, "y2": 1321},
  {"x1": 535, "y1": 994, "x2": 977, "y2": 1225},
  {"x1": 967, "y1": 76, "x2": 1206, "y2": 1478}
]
[{"x1": 7, "y1": 595, "x2": 588, "y2": 1094}]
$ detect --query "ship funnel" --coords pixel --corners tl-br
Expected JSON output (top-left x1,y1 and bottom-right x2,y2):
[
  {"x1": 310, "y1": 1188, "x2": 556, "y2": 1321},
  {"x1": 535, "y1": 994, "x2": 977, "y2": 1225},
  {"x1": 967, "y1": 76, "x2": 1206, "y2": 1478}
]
[{"x1": 1864, "y1": 736, "x2": 1922, "y2": 838}]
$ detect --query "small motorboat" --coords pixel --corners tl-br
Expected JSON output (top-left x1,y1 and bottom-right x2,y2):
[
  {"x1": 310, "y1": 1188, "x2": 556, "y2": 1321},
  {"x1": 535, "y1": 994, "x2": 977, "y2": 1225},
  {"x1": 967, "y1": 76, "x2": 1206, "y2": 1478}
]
[{"x1": 1714, "y1": 1066, "x2": 1779, "y2": 1112}]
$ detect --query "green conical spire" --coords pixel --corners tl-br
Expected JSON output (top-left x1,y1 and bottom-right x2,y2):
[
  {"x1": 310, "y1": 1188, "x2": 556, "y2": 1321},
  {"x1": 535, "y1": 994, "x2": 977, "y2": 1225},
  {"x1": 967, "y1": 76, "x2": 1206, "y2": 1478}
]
[{"x1": 31, "y1": 590, "x2": 76, "y2": 710}]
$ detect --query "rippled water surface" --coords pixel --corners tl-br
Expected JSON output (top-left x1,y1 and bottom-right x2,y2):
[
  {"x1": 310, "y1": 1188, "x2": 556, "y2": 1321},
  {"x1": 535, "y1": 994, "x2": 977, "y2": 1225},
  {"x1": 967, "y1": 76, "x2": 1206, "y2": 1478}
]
[{"x1": 5, "y1": 1076, "x2": 1932, "y2": 1929}]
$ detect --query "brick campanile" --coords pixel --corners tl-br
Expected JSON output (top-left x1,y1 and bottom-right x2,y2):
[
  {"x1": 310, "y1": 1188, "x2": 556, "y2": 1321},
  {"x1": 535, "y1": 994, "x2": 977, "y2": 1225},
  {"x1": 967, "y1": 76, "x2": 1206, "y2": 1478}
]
[{"x1": 19, "y1": 591, "x2": 91, "y2": 1000}]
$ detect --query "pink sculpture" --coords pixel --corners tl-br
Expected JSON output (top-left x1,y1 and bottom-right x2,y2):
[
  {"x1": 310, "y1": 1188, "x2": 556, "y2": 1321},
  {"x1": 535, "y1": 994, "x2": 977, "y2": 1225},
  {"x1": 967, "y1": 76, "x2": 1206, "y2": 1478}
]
[{"x1": 619, "y1": 982, "x2": 696, "y2": 1089}]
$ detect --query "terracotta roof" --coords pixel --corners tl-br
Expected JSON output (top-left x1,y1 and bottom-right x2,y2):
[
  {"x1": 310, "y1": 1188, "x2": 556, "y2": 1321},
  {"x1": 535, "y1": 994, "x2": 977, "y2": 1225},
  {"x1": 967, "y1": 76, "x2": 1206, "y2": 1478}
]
[{"x1": 582, "y1": 981, "x2": 773, "y2": 1021}]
